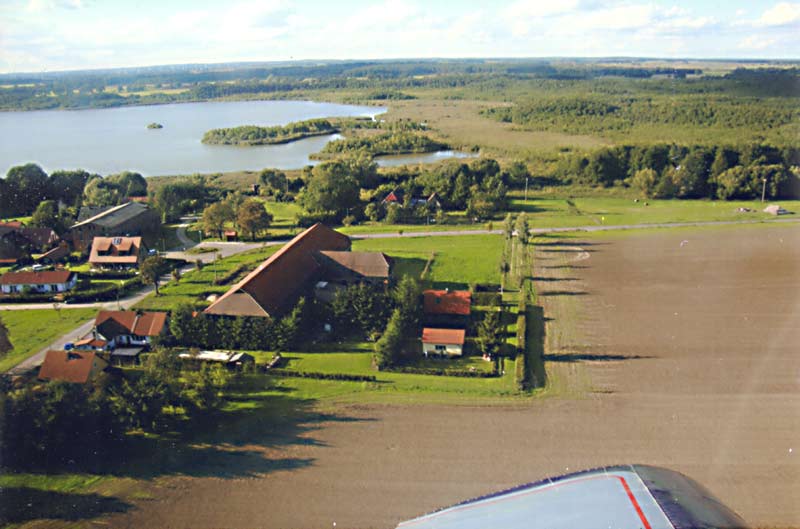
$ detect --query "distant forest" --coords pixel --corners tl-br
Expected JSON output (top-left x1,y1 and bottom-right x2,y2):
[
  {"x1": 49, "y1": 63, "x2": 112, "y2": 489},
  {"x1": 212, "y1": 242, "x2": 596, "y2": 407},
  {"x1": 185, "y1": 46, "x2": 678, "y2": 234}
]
[{"x1": 1, "y1": 59, "x2": 796, "y2": 112}]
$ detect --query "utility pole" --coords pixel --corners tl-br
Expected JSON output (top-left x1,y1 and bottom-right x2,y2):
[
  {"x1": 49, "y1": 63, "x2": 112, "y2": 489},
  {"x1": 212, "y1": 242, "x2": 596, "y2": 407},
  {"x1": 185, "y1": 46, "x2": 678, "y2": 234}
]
[{"x1": 761, "y1": 177, "x2": 767, "y2": 203}]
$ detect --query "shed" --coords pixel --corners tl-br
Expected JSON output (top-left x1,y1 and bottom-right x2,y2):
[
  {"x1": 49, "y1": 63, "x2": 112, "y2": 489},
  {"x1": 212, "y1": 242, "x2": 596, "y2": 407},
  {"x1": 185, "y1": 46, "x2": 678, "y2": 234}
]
[{"x1": 422, "y1": 328, "x2": 466, "y2": 357}]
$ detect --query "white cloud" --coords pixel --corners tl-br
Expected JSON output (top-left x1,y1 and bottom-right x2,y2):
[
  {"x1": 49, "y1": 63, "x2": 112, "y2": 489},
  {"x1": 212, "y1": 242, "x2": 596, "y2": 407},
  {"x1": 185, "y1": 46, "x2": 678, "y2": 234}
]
[
  {"x1": 739, "y1": 35, "x2": 778, "y2": 50},
  {"x1": 756, "y1": 2, "x2": 800, "y2": 26},
  {"x1": 27, "y1": 0, "x2": 84, "y2": 12}
]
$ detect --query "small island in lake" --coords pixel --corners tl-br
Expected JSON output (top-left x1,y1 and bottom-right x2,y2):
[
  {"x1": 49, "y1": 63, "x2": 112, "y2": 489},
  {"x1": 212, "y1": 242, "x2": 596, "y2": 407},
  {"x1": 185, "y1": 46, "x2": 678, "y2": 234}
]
[{"x1": 147, "y1": 122, "x2": 164, "y2": 129}]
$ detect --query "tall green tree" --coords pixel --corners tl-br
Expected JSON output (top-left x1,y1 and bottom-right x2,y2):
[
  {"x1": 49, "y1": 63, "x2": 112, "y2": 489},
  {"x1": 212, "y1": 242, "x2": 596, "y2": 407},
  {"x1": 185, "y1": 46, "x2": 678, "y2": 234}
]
[
  {"x1": 477, "y1": 309, "x2": 504, "y2": 357},
  {"x1": 259, "y1": 169, "x2": 288, "y2": 194},
  {"x1": 236, "y1": 199, "x2": 273, "y2": 240},
  {"x1": 201, "y1": 201, "x2": 234, "y2": 239},
  {"x1": 29, "y1": 200, "x2": 63, "y2": 233},
  {"x1": 300, "y1": 161, "x2": 360, "y2": 218},
  {"x1": 629, "y1": 168, "x2": 658, "y2": 198},
  {"x1": 6, "y1": 163, "x2": 49, "y2": 214},
  {"x1": 141, "y1": 255, "x2": 167, "y2": 295},
  {"x1": 82, "y1": 176, "x2": 122, "y2": 207},
  {"x1": 0, "y1": 313, "x2": 12, "y2": 355}
]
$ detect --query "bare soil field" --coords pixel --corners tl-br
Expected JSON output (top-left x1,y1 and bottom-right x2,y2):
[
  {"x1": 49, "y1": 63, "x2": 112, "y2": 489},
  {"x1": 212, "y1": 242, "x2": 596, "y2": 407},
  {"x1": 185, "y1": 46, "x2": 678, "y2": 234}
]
[{"x1": 107, "y1": 224, "x2": 800, "y2": 529}]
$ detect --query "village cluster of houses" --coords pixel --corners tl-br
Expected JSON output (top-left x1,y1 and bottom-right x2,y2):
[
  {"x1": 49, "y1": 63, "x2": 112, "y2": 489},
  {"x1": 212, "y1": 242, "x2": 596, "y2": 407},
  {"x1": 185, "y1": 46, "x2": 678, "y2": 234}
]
[
  {"x1": 32, "y1": 222, "x2": 474, "y2": 384},
  {"x1": 0, "y1": 202, "x2": 158, "y2": 296}
]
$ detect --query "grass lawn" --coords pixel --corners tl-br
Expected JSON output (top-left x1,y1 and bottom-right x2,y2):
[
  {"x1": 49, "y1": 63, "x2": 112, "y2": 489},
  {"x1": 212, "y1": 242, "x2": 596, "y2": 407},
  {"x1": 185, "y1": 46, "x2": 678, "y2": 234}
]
[
  {"x1": 134, "y1": 245, "x2": 281, "y2": 311},
  {"x1": 262, "y1": 348, "x2": 519, "y2": 403},
  {"x1": 508, "y1": 195, "x2": 800, "y2": 229},
  {"x1": 354, "y1": 234, "x2": 503, "y2": 288},
  {"x1": 0, "y1": 308, "x2": 98, "y2": 372}
]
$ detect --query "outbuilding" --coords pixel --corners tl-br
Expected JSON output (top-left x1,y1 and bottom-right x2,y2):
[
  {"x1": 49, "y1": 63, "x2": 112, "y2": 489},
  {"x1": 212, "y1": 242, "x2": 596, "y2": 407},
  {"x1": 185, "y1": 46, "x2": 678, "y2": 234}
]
[{"x1": 422, "y1": 327, "x2": 466, "y2": 357}]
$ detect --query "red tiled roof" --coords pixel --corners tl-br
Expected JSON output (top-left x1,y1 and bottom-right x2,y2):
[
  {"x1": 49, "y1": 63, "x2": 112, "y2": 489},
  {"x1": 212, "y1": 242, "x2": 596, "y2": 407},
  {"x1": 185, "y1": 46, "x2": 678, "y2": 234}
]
[
  {"x1": 38, "y1": 350, "x2": 106, "y2": 383},
  {"x1": 95, "y1": 310, "x2": 167, "y2": 337},
  {"x1": 0, "y1": 270, "x2": 74, "y2": 285},
  {"x1": 422, "y1": 328, "x2": 465, "y2": 345},
  {"x1": 0, "y1": 221, "x2": 23, "y2": 228},
  {"x1": 205, "y1": 223, "x2": 351, "y2": 318},
  {"x1": 423, "y1": 290, "x2": 472, "y2": 316},
  {"x1": 75, "y1": 337, "x2": 108, "y2": 348},
  {"x1": 89, "y1": 236, "x2": 142, "y2": 265}
]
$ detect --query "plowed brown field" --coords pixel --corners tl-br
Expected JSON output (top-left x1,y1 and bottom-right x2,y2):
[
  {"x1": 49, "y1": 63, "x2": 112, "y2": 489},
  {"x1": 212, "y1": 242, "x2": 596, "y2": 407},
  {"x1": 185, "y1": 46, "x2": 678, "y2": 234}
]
[{"x1": 109, "y1": 225, "x2": 800, "y2": 529}]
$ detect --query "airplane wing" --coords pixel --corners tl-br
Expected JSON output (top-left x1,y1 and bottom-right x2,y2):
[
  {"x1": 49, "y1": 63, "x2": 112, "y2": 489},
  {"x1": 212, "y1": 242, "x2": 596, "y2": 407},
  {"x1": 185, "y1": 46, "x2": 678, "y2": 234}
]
[{"x1": 397, "y1": 465, "x2": 748, "y2": 529}]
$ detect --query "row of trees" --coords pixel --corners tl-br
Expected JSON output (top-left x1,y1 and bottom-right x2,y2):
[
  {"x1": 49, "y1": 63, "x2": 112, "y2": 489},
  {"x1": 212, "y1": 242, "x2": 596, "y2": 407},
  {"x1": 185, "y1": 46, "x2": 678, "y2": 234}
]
[
  {"x1": 556, "y1": 143, "x2": 800, "y2": 199},
  {"x1": 1, "y1": 163, "x2": 148, "y2": 220},
  {"x1": 1, "y1": 350, "x2": 233, "y2": 470},
  {"x1": 169, "y1": 301, "x2": 305, "y2": 351},
  {"x1": 500, "y1": 213, "x2": 531, "y2": 290}
]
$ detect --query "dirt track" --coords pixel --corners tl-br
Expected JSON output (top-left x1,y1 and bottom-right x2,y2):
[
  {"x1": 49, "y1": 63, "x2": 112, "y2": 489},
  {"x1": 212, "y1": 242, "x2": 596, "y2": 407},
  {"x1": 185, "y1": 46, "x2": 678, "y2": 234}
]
[{"x1": 109, "y1": 225, "x2": 800, "y2": 529}]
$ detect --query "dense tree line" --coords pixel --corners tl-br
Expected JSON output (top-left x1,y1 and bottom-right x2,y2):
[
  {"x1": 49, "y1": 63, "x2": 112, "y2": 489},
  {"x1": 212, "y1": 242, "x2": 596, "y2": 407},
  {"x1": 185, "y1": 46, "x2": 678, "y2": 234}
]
[
  {"x1": 1, "y1": 61, "x2": 795, "y2": 115},
  {"x1": 312, "y1": 283, "x2": 392, "y2": 340},
  {"x1": 0, "y1": 164, "x2": 148, "y2": 218},
  {"x1": 484, "y1": 94, "x2": 798, "y2": 140},
  {"x1": 555, "y1": 143, "x2": 800, "y2": 200},
  {"x1": 319, "y1": 131, "x2": 447, "y2": 157},
  {"x1": 1, "y1": 350, "x2": 232, "y2": 470},
  {"x1": 151, "y1": 175, "x2": 216, "y2": 222},
  {"x1": 169, "y1": 300, "x2": 305, "y2": 351},
  {"x1": 202, "y1": 119, "x2": 337, "y2": 145}
]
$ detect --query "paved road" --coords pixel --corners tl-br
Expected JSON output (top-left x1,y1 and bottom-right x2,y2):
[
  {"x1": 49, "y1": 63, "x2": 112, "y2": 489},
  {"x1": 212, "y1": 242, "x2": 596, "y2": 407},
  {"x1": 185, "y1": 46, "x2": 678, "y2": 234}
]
[
  {"x1": 4, "y1": 267, "x2": 192, "y2": 376},
  {"x1": 5, "y1": 216, "x2": 799, "y2": 374}
]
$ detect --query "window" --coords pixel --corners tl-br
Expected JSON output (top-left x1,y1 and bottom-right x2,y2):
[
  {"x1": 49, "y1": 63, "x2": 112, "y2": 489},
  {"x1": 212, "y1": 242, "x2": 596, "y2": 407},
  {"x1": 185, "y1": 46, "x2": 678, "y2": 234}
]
[{"x1": 434, "y1": 344, "x2": 446, "y2": 351}]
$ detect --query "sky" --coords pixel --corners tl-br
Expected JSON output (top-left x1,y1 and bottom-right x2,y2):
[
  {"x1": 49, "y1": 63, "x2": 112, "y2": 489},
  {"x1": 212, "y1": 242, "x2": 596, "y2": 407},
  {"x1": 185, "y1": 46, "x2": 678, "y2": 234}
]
[{"x1": 0, "y1": 0, "x2": 798, "y2": 73}]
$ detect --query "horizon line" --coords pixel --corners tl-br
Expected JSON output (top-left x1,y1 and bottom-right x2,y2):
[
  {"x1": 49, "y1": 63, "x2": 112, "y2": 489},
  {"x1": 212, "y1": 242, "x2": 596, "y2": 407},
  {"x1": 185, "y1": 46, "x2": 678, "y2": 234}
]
[{"x1": 2, "y1": 56, "x2": 799, "y2": 77}]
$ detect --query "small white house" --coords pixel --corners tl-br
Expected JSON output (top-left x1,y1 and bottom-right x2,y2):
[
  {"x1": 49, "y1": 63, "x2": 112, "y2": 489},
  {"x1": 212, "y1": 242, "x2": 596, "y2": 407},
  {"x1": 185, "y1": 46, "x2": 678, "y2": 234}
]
[
  {"x1": 422, "y1": 328, "x2": 466, "y2": 357},
  {"x1": 0, "y1": 270, "x2": 77, "y2": 295}
]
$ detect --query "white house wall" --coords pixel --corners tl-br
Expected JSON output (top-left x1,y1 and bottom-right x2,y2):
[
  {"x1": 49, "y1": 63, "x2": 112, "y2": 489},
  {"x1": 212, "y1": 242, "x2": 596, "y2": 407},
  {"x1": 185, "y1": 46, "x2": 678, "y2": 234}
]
[{"x1": 422, "y1": 342, "x2": 463, "y2": 357}]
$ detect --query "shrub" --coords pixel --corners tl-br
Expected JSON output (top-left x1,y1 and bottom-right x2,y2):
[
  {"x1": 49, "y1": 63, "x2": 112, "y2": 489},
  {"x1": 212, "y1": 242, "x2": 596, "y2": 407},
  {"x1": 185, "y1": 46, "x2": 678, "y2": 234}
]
[
  {"x1": 515, "y1": 351, "x2": 529, "y2": 391},
  {"x1": 388, "y1": 366, "x2": 498, "y2": 378},
  {"x1": 267, "y1": 369, "x2": 376, "y2": 382}
]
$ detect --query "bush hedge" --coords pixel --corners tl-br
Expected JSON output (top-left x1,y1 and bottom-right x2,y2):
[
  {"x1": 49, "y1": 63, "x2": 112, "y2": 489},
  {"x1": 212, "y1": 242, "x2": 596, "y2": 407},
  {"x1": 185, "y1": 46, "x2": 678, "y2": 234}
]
[
  {"x1": 473, "y1": 292, "x2": 501, "y2": 306},
  {"x1": 389, "y1": 365, "x2": 499, "y2": 378},
  {"x1": 65, "y1": 277, "x2": 143, "y2": 303},
  {"x1": 77, "y1": 270, "x2": 137, "y2": 280},
  {"x1": 267, "y1": 369, "x2": 376, "y2": 382},
  {"x1": 0, "y1": 292, "x2": 54, "y2": 303}
]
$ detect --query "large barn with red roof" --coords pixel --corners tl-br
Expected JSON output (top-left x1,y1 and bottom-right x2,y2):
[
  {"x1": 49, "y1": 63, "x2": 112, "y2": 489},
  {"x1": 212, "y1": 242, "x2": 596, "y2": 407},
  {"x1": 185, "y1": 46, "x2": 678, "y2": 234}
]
[{"x1": 204, "y1": 223, "x2": 391, "y2": 319}]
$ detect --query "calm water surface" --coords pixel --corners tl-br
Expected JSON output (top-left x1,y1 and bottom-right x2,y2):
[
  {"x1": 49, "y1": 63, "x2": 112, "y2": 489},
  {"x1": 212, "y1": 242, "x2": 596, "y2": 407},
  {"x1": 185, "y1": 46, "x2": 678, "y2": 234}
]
[
  {"x1": 375, "y1": 150, "x2": 477, "y2": 167},
  {"x1": 0, "y1": 101, "x2": 385, "y2": 176}
]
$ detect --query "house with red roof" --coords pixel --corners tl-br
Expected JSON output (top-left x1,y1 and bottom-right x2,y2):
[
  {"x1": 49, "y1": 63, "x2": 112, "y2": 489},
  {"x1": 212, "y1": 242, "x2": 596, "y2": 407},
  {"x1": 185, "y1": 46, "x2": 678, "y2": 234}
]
[
  {"x1": 38, "y1": 350, "x2": 108, "y2": 384},
  {"x1": 0, "y1": 270, "x2": 77, "y2": 295},
  {"x1": 422, "y1": 327, "x2": 466, "y2": 357},
  {"x1": 89, "y1": 236, "x2": 146, "y2": 269},
  {"x1": 92, "y1": 310, "x2": 168, "y2": 348},
  {"x1": 421, "y1": 289, "x2": 472, "y2": 357}
]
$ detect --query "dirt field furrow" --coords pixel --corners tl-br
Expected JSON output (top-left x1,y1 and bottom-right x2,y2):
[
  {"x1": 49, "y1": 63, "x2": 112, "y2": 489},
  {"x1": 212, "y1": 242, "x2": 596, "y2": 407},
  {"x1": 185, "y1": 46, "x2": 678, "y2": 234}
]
[{"x1": 109, "y1": 225, "x2": 800, "y2": 529}]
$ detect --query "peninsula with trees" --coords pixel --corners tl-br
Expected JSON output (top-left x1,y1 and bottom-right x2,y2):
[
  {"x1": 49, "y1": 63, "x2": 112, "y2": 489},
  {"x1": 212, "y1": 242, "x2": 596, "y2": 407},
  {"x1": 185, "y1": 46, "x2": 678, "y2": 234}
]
[{"x1": 201, "y1": 118, "x2": 338, "y2": 145}]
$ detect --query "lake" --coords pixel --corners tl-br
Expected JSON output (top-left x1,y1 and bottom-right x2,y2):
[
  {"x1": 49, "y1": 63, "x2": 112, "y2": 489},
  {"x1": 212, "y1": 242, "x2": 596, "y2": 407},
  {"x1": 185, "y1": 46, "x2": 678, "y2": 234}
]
[
  {"x1": 0, "y1": 101, "x2": 476, "y2": 176},
  {"x1": 375, "y1": 150, "x2": 477, "y2": 167},
  {"x1": 0, "y1": 100, "x2": 385, "y2": 176}
]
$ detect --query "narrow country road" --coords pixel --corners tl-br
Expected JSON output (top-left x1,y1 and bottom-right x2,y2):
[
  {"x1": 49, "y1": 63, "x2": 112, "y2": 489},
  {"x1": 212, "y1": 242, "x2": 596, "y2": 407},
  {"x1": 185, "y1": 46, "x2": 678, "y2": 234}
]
[
  {"x1": 4, "y1": 265, "x2": 193, "y2": 376},
  {"x1": 3, "y1": 216, "x2": 798, "y2": 374}
]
